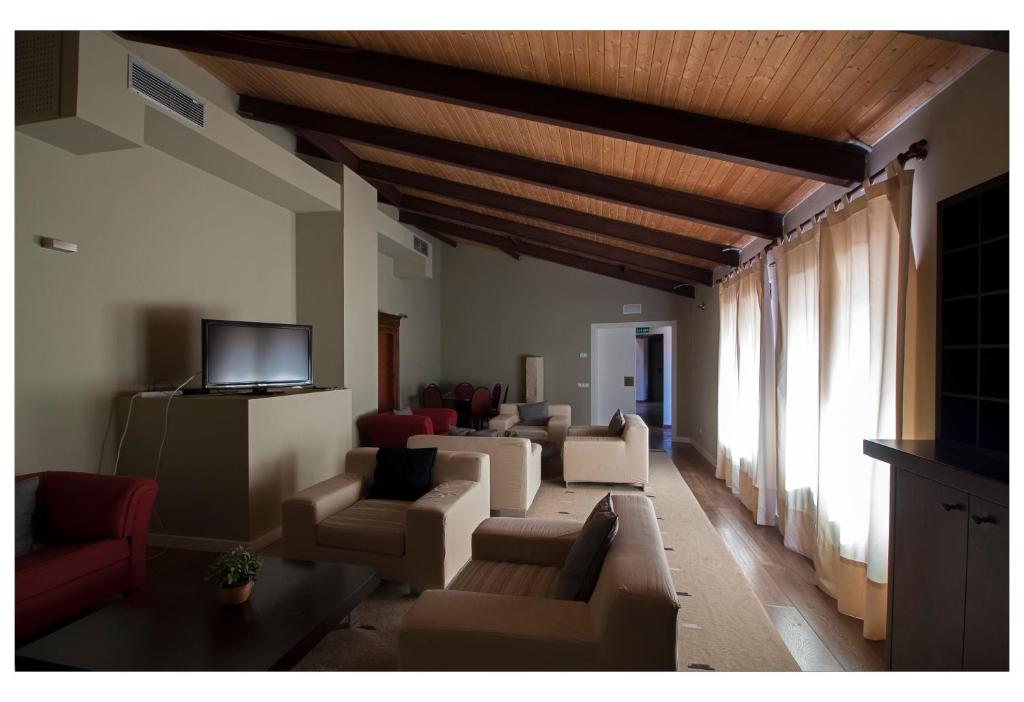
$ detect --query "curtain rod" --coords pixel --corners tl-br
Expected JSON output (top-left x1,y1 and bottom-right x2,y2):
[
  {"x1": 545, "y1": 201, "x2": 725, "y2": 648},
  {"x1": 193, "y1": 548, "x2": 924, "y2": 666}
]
[
  {"x1": 783, "y1": 139, "x2": 928, "y2": 238},
  {"x1": 716, "y1": 139, "x2": 928, "y2": 285}
]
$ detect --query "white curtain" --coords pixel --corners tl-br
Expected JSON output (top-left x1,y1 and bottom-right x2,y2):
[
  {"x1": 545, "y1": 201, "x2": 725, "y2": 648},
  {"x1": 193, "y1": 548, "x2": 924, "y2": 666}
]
[
  {"x1": 719, "y1": 162, "x2": 913, "y2": 640},
  {"x1": 778, "y1": 163, "x2": 912, "y2": 639},
  {"x1": 717, "y1": 260, "x2": 773, "y2": 523}
]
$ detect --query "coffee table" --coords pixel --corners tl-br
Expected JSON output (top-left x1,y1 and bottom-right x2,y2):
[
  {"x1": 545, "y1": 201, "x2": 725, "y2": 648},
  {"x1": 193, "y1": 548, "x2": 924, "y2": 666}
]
[{"x1": 15, "y1": 555, "x2": 379, "y2": 671}]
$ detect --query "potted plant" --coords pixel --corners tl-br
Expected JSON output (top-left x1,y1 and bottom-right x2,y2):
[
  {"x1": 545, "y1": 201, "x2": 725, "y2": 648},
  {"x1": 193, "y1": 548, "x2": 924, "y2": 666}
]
[{"x1": 205, "y1": 546, "x2": 263, "y2": 606}]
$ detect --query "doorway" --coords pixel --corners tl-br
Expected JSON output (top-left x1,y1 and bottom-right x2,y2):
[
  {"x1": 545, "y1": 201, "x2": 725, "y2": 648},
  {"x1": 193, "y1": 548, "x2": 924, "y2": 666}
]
[
  {"x1": 591, "y1": 321, "x2": 675, "y2": 437},
  {"x1": 378, "y1": 311, "x2": 401, "y2": 412}
]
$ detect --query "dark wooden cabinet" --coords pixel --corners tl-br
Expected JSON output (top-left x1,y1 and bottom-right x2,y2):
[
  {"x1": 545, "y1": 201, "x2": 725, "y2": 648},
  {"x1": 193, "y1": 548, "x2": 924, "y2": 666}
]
[
  {"x1": 889, "y1": 470, "x2": 968, "y2": 670},
  {"x1": 963, "y1": 497, "x2": 1009, "y2": 670},
  {"x1": 865, "y1": 439, "x2": 1008, "y2": 671}
]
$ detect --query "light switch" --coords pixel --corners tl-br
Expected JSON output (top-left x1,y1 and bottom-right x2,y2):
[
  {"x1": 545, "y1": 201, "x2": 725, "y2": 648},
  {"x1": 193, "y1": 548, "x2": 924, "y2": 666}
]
[
  {"x1": 577, "y1": 382, "x2": 590, "y2": 388},
  {"x1": 579, "y1": 352, "x2": 588, "y2": 358}
]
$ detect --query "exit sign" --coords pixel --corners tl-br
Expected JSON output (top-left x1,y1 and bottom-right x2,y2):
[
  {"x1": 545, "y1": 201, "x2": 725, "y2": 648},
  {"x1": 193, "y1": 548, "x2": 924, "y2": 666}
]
[{"x1": 636, "y1": 327, "x2": 650, "y2": 334}]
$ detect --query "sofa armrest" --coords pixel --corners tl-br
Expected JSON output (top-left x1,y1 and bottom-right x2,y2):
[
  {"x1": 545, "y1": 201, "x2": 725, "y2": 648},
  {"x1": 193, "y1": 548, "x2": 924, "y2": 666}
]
[
  {"x1": 399, "y1": 590, "x2": 599, "y2": 670},
  {"x1": 472, "y1": 517, "x2": 581, "y2": 566},
  {"x1": 547, "y1": 414, "x2": 571, "y2": 449},
  {"x1": 282, "y1": 473, "x2": 364, "y2": 555},
  {"x1": 407, "y1": 479, "x2": 489, "y2": 589},
  {"x1": 34, "y1": 471, "x2": 158, "y2": 543},
  {"x1": 488, "y1": 413, "x2": 519, "y2": 432}
]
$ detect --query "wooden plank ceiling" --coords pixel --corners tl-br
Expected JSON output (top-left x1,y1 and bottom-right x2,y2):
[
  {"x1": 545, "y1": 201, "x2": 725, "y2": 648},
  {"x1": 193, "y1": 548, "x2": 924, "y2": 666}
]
[{"x1": 122, "y1": 30, "x2": 988, "y2": 294}]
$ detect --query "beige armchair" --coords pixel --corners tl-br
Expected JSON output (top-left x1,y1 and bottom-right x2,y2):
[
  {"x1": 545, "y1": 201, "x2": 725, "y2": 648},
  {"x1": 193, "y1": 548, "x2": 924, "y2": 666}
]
[
  {"x1": 562, "y1": 414, "x2": 649, "y2": 488},
  {"x1": 281, "y1": 447, "x2": 490, "y2": 590},
  {"x1": 398, "y1": 493, "x2": 679, "y2": 670},
  {"x1": 408, "y1": 434, "x2": 541, "y2": 516},
  {"x1": 488, "y1": 403, "x2": 571, "y2": 452}
]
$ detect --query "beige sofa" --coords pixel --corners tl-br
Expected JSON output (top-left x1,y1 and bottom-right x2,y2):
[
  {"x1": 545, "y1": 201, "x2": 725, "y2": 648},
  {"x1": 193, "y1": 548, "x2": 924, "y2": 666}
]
[
  {"x1": 281, "y1": 447, "x2": 490, "y2": 590},
  {"x1": 488, "y1": 403, "x2": 571, "y2": 452},
  {"x1": 408, "y1": 435, "x2": 541, "y2": 516},
  {"x1": 562, "y1": 414, "x2": 649, "y2": 488},
  {"x1": 398, "y1": 493, "x2": 679, "y2": 670}
]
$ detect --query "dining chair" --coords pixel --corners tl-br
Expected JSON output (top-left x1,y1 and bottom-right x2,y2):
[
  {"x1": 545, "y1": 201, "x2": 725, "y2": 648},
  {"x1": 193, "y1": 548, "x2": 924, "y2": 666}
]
[
  {"x1": 502, "y1": 384, "x2": 510, "y2": 404},
  {"x1": 453, "y1": 382, "x2": 474, "y2": 401},
  {"x1": 421, "y1": 384, "x2": 443, "y2": 408},
  {"x1": 469, "y1": 386, "x2": 493, "y2": 429}
]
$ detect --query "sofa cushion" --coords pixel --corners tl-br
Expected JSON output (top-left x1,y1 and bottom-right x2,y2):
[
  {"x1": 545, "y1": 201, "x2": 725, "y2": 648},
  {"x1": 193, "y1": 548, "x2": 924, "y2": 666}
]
[
  {"x1": 317, "y1": 499, "x2": 410, "y2": 556},
  {"x1": 517, "y1": 401, "x2": 550, "y2": 426},
  {"x1": 554, "y1": 494, "x2": 619, "y2": 601},
  {"x1": 368, "y1": 447, "x2": 437, "y2": 501},
  {"x1": 15, "y1": 476, "x2": 39, "y2": 557},
  {"x1": 15, "y1": 539, "x2": 130, "y2": 602},
  {"x1": 393, "y1": 408, "x2": 413, "y2": 415},
  {"x1": 510, "y1": 425, "x2": 548, "y2": 442},
  {"x1": 608, "y1": 409, "x2": 626, "y2": 437},
  {"x1": 450, "y1": 559, "x2": 561, "y2": 598}
]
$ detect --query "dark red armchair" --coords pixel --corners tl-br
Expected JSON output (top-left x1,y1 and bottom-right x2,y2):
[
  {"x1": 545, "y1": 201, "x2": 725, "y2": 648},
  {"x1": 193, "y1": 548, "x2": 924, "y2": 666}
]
[
  {"x1": 15, "y1": 471, "x2": 158, "y2": 639},
  {"x1": 357, "y1": 408, "x2": 457, "y2": 448}
]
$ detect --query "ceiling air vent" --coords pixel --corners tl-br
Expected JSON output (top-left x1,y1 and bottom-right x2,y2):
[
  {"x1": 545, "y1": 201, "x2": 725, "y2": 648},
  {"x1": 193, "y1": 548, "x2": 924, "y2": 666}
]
[
  {"x1": 128, "y1": 57, "x2": 204, "y2": 128},
  {"x1": 413, "y1": 235, "x2": 430, "y2": 257}
]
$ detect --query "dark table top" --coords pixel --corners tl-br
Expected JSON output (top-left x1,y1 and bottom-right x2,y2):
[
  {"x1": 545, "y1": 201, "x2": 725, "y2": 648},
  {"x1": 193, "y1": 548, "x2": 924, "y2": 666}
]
[{"x1": 16, "y1": 555, "x2": 379, "y2": 671}]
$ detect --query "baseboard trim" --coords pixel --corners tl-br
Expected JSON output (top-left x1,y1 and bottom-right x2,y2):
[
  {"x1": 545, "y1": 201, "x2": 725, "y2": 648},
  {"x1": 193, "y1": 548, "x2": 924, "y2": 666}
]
[
  {"x1": 148, "y1": 527, "x2": 281, "y2": 553},
  {"x1": 673, "y1": 436, "x2": 716, "y2": 467}
]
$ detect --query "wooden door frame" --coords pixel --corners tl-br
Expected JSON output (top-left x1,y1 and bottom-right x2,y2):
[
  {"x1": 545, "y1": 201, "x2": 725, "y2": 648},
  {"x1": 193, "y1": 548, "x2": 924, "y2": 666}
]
[{"x1": 378, "y1": 311, "x2": 402, "y2": 412}]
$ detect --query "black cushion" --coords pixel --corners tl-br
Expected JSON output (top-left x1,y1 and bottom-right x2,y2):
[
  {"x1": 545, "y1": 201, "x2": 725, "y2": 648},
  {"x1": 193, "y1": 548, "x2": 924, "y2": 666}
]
[
  {"x1": 608, "y1": 409, "x2": 626, "y2": 437},
  {"x1": 517, "y1": 401, "x2": 550, "y2": 426},
  {"x1": 367, "y1": 447, "x2": 437, "y2": 501},
  {"x1": 554, "y1": 493, "x2": 619, "y2": 601},
  {"x1": 15, "y1": 476, "x2": 39, "y2": 558}
]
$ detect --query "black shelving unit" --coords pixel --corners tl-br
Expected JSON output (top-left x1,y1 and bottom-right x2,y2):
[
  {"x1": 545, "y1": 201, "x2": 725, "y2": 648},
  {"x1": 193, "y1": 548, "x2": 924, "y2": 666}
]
[{"x1": 936, "y1": 173, "x2": 1009, "y2": 454}]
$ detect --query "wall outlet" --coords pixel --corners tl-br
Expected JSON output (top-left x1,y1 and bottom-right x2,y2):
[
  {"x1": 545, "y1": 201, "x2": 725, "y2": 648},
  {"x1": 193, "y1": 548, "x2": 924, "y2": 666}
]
[
  {"x1": 577, "y1": 382, "x2": 590, "y2": 388},
  {"x1": 698, "y1": 425, "x2": 703, "y2": 435}
]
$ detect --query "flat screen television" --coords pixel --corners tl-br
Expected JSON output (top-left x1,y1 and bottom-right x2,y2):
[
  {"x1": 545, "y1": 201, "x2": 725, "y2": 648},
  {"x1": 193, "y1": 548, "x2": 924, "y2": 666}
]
[{"x1": 202, "y1": 319, "x2": 312, "y2": 392}]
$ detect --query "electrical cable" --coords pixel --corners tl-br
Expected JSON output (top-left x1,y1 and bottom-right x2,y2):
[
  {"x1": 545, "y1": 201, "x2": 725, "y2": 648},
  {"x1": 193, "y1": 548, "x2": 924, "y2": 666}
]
[
  {"x1": 113, "y1": 392, "x2": 142, "y2": 476},
  {"x1": 146, "y1": 372, "x2": 199, "y2": 560}
]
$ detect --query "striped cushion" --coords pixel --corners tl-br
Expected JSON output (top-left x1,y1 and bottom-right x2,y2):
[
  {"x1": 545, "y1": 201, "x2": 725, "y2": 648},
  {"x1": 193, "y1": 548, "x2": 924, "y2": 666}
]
[
  {"x1": 317, "y1": 499, "x2": 410, "y2": 556},
  {"x1": 449, "y1": 559, "x2": 560, "y2": 598}
]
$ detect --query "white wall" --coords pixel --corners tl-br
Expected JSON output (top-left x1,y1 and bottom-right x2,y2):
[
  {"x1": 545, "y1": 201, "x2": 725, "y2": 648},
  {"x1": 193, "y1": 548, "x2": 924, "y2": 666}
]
[
  {"x1": 342, "y1": 168, "x2": 380, "y2": 427},
  {"x1": 296, "y1": 211, "x2": 345, "y2": 388},
  {"x1": 15, "y1": 133, "x2": 296, "y2": 474},
  {"x1": 377, "y1": 240, "x2": 443, "y2": 409}
]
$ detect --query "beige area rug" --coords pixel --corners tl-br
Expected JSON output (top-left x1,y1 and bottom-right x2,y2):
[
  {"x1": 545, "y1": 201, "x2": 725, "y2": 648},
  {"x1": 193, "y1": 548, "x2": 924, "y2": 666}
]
[{"x1": 294, "y1": 451, "x2": 798, "y2": 671}]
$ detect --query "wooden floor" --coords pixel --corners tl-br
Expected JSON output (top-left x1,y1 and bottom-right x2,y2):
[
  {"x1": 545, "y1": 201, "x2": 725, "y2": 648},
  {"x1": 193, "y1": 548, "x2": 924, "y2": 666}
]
[{"x1": 657, "y1": 435, "x2": 886, "y2": 671}]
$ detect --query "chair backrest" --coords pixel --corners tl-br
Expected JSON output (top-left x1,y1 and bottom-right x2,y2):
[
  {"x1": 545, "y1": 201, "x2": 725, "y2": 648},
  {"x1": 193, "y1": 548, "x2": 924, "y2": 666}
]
[
  {"x1": 453, "y1": 382, "x2": 474, "y2": 400},
  {"x1": 588, "y1": 493, "x2": 679, "y2": 670},
  {"x1": 470, "y1": 386, "x2": 491, "y2": 416},
  {"x1": 421, "y1": 384, "x2": 442, "y2": 408},
  {"x1": 502, "y1": 384, "x2": 509, "y2": 403},
  {"x1": 489, "y1": 384, "x2": 502, "y2": 410}
]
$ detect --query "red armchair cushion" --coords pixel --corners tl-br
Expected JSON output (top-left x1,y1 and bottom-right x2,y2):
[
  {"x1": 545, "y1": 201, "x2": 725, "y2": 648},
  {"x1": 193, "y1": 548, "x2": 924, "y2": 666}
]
[
  {"x1": 411, "y1": 408, "x2": 457, "y2": 434},
  {"x1": 16, "y1": 539, "x2": 130, "y2": 603}
]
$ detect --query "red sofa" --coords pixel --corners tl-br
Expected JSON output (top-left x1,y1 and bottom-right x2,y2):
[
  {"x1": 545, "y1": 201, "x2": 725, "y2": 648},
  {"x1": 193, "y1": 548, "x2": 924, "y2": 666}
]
[
  {"x1": 15, "y1": 471, "x2": 158, "y2": 639},
  {"x1": 357, "y1": 408, "x2": 457, "y2": 448}
]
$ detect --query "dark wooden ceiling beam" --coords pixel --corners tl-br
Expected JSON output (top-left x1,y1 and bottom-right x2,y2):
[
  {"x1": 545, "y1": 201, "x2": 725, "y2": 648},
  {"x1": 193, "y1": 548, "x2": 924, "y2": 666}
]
[
  {"x1": 360, "y1": 163, "x2": 739, "y2": 266},
  {"x1": 418, "y1": 219, "x2": 694, "y2": 298},
  {"x1": 239, "y1": 95, "x2": 782, "y2": 238},
  {"x1": 116, "y1": 31, "x2": 867, "y2": 184},
  {"x1": 397, "y1": 199, "x2": 714, "y2": 286},
  {"x1": 908, "y1": 31, "x2": 1008, "y2": 53}
]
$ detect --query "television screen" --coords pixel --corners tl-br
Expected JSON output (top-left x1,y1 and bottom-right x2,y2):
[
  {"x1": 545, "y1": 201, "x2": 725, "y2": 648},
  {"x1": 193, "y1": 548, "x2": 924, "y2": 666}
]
[{"x1": 202, "y1": 320, "x2": 312, "y2": 390}]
